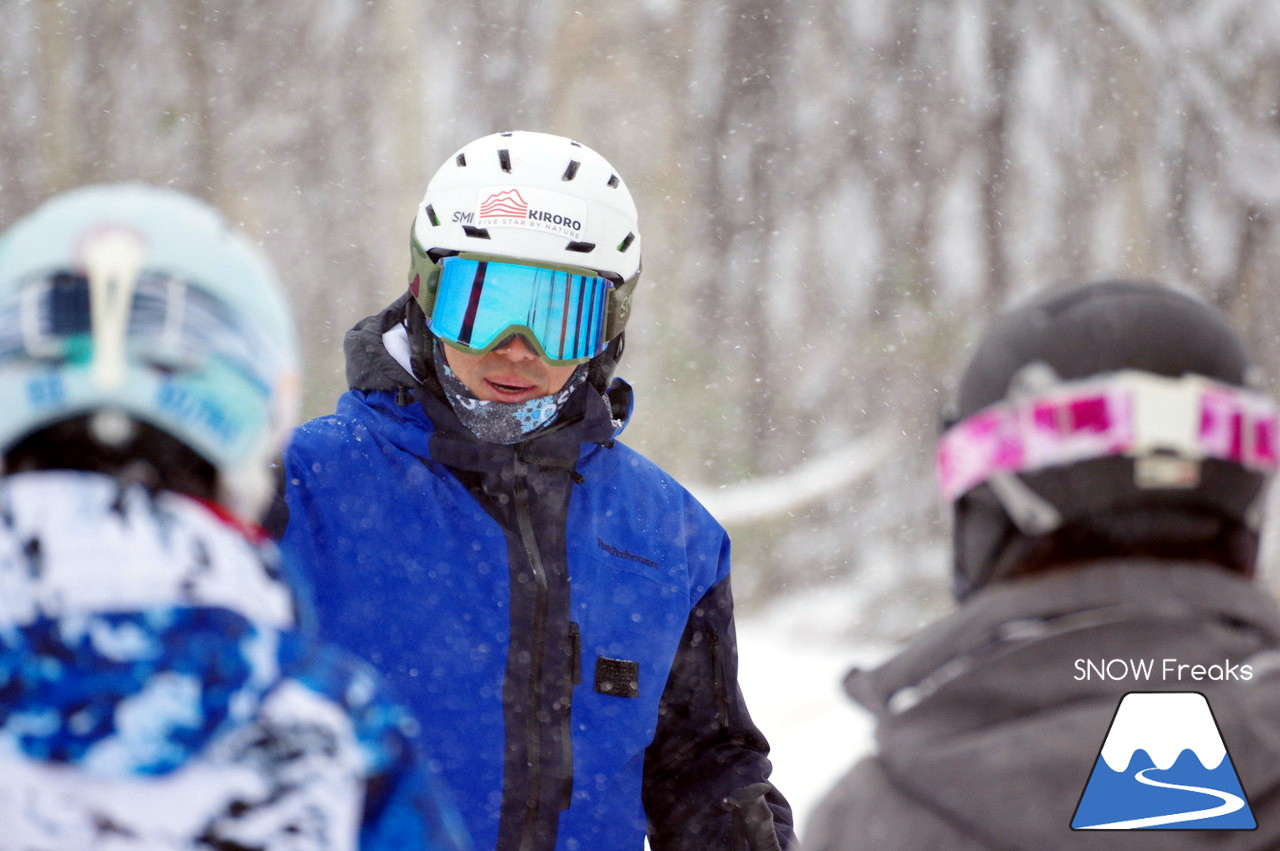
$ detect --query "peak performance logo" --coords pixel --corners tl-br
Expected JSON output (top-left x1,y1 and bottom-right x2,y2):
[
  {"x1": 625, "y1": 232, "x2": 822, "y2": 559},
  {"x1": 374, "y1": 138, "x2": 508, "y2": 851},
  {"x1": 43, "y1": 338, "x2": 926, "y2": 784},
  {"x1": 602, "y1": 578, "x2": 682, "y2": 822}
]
[{"x1": 1072, "y1": 692, "x2": 1255, "y2": 831}]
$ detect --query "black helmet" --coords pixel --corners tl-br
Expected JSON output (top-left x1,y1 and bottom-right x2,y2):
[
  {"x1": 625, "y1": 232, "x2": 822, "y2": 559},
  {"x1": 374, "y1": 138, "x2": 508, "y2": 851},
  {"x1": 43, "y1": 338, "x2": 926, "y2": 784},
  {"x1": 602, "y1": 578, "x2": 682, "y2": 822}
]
[{"x1": 946, "y1": 280, "x2": 1273, "y2": 599}]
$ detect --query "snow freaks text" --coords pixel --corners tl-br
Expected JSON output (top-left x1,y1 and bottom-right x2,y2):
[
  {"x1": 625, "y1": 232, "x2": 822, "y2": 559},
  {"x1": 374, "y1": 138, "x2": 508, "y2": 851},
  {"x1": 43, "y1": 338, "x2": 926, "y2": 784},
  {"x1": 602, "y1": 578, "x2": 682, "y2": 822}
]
[{"x1": 1074, "y1": 659, "x2": 1253, "y2": 682}]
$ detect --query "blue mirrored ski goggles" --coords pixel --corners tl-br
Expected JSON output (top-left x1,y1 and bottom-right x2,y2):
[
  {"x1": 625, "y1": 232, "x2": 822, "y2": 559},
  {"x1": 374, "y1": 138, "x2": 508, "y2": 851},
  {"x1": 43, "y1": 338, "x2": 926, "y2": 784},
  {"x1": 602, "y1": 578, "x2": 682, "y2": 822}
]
[{"x1": 428, "y1": 256, "x2": 614, "y2": 365}]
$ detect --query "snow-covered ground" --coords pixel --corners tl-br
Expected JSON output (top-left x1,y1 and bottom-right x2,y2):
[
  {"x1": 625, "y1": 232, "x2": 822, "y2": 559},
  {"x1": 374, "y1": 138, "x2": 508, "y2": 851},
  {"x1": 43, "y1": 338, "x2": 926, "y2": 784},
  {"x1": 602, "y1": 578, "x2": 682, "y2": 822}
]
[{"x1": 736, "y1": 583, "x2": 899, "y2": 837}]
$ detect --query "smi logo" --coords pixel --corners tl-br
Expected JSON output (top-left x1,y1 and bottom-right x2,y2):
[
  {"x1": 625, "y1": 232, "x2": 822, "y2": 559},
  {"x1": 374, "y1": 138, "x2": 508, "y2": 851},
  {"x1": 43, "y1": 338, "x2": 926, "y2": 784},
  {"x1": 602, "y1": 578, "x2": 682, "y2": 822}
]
[
  {"x1": 1072, "y1": 692, "x2": 1256, "y2": 830},
  {"x1": 479, "y1": 189, "x2": 529, "y2": 219}
]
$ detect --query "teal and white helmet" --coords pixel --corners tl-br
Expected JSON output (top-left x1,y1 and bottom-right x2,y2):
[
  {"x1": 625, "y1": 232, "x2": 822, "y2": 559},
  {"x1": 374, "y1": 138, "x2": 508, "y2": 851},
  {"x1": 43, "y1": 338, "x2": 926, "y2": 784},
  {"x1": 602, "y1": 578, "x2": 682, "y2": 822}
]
[
  {"x1": 0, "y1": 183, "x2": 299, "y2": 520},
  {"x1": 409, "y1": 131, "x2": 642, "y2": 347}
]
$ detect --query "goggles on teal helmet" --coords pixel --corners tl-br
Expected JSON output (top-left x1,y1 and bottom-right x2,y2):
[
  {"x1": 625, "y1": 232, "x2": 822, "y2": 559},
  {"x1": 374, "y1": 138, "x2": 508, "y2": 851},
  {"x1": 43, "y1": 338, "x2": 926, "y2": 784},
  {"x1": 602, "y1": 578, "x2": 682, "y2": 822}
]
[
  {"x1": 427, "y1": 255, "x2": 614, "y2": 365},
  {"x1": 0, "y1": 269, "x2": 283, "y2": 391}
]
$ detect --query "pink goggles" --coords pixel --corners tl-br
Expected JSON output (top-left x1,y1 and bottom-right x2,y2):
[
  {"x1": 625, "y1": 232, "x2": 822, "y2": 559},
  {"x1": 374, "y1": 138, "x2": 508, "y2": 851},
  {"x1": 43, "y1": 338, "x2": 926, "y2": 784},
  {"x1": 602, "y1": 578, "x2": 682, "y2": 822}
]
[{"x1": 938, "y1": 370, "x2": 1279, "y2": 501}]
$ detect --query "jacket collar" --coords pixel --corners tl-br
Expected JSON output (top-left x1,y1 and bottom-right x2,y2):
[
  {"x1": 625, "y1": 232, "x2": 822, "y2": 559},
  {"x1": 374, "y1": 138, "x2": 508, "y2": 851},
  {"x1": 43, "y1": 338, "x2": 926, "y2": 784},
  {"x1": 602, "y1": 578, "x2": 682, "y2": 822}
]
[
  {"x1": 343, "y1": 293, "x2": 423, "y2": 396},
  {"x1": 850, "y1": 560, "x2": 1280, "y2": 722}
]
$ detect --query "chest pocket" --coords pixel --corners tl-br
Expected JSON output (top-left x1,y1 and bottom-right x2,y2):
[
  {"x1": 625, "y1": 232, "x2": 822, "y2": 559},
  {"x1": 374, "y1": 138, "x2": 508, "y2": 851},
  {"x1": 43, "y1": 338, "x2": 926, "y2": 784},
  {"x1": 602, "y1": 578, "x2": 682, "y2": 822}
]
[{"x1": 569, "y1": 546, "x2": 688, "y2": 751}]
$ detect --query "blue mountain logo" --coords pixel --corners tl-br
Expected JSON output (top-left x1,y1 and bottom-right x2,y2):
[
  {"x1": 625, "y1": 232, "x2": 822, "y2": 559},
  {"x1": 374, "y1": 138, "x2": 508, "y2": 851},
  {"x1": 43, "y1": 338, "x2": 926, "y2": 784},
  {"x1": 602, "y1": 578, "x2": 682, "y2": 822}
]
[{"x1": 1072, "y1": 691, "x2": 1255, "y2": 830}]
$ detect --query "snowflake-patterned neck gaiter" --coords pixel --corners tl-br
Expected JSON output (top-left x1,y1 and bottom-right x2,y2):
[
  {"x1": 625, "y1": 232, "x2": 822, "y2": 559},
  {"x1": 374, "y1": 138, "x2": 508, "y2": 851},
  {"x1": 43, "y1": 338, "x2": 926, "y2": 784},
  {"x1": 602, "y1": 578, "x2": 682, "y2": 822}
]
[{"x1": 432, "y1": 337, "x2": 589, "y2": 445}]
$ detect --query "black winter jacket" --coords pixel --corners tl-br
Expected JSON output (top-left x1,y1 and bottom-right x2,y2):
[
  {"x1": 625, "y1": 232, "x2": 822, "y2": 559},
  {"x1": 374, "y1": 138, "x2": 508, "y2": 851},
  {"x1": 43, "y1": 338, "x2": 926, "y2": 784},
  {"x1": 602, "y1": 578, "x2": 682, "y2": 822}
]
[{"x1": 804, "y1": 560, "x2": 1280, "y2": 850}]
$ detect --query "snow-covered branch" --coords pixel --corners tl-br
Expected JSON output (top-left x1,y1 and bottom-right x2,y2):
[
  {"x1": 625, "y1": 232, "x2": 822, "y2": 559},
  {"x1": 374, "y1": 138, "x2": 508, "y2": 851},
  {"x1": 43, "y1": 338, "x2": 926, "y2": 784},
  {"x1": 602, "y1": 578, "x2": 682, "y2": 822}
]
[{"x1": 687, "y1": 427, "x2": 900, "y2": 526}]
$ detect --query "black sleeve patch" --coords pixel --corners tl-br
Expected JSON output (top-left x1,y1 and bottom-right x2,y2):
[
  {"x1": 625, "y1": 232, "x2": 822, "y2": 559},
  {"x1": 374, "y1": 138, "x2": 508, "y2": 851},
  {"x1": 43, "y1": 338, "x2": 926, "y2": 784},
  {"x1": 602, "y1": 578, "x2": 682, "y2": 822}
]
[{"x1": 594, "y1": 657, "x2": 640, "y2": 698}]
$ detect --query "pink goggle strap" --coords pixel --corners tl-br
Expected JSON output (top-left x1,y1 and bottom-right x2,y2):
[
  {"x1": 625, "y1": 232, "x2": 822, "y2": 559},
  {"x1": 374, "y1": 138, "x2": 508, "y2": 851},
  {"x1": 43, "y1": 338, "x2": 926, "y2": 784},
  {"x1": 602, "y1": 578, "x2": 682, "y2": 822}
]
[{"x1": 938, "y1": 376, "x2": 1279, "y2": 502}]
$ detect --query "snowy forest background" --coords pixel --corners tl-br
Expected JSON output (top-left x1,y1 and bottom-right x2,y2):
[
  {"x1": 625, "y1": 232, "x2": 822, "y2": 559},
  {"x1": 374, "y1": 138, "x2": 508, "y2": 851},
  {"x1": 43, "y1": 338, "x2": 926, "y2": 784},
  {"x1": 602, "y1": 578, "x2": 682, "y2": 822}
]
[
  {"x1": 5, "y1": 0, "x2": 1280, "y2": 830},
  {"x1": 6, "y1": 0, "x2": 1280, "y2": 627}
]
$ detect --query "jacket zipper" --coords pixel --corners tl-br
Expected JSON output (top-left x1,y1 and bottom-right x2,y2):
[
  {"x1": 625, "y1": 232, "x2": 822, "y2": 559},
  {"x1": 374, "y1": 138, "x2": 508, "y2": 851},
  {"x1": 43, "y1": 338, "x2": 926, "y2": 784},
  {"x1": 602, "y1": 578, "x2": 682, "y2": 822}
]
[
  {"x1": 564, "y1": 620, "x2": 581, "y2": 810},
  {"x1": 513, "y1": 457, "x2": 555, "y2": 850},
  {"x1": 709, "y1": 626, "x2": 730, "y2": 732},
  {"x1": 512, "y1": 458, "x2": 547, "y2": 849}
]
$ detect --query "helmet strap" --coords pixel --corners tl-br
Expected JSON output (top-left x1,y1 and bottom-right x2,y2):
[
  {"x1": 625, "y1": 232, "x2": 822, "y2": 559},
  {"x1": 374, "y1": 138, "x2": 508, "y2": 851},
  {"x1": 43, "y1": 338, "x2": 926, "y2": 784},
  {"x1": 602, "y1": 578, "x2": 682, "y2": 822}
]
[
  {"x1": 587, "y1": 333, "x2": 625, "y2": 393},
  {"x1": 987, "y1": 474, "x2": 1063, "y2": 536},
  {"x1": 403, "y1": 297, "x2": 445, "y2": 397}
]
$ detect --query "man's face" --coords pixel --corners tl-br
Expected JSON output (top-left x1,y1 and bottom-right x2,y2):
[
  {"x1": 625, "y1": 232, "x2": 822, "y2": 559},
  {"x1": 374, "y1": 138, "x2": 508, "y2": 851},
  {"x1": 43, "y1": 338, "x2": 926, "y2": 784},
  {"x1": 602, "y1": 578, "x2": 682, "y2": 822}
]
[{"x1": 442, "y1": 334, "x2": 579, "y2": 403}]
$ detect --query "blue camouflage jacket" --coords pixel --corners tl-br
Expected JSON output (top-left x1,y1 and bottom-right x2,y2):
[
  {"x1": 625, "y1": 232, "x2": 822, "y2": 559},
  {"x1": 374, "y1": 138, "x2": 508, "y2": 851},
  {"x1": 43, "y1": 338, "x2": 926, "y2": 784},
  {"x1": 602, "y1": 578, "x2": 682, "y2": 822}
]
[
  {"x1": 0, "y1": 469, "x2": 468, "y2": 851},
  {"x1": 281, "y1": 296, "x2": 792, "y2": 850}
]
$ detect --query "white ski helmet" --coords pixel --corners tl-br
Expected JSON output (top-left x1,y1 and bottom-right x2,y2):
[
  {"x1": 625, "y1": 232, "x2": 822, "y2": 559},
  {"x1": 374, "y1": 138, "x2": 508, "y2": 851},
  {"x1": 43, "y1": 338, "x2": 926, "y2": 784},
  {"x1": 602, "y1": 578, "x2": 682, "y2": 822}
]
[
  {"x1": 409, "y1": 131, "x2": 642, "y2": 345},
  {"x1": 0, "y1": 183, "x2": 299, "y2": 520}
]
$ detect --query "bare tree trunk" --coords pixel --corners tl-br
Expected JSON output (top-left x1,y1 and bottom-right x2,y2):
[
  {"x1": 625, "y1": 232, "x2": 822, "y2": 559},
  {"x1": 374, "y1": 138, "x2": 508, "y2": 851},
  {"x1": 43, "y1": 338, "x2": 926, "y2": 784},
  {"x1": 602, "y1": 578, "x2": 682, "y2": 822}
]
[
  {"x1": 37, "y1": 0, "x2": 78, "y2": 193},
  {"x1": 179, "y1": 0, "x2": 220, "y2": 200},
  {"x1": 981, "y1": 0, "x2": 1015, "y2": 308}
]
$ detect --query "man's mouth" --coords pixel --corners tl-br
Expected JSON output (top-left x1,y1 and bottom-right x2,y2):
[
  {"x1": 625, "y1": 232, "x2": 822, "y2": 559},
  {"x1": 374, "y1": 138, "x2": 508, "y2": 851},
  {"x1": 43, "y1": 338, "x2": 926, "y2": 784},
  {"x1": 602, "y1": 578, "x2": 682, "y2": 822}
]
[{"x1": 484, "y1": 377, "x2": 538, "y2": 400}]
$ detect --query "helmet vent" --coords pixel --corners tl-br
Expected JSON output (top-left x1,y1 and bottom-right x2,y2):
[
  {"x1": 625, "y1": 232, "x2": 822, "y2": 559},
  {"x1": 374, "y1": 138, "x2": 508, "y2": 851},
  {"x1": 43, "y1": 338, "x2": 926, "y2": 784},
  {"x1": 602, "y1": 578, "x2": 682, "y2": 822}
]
[
  {"x1": 455, "y1": 153, "x2": 467, "y2": 167},
  {"x1": 565, "y1": 241, "x2": 596, "y2": 253},
  {"x1": 607, "y1": 174, "x2": 620, "y2": 188},
  {"x1": 498, "y1": 149, "x2": 512, "y2": 173},
  {"x1": 562, "y1": 160, "x2": 581, "y2": 181},
  {"x1": 617, "y1": 232, "x2": 636, "y2": 252},
  {"x1": 424, "y1": 204, "x2": 440, "y2": 226},
  {"x1": 462, "y1": 226, "x2": 491, "y2": 239}
]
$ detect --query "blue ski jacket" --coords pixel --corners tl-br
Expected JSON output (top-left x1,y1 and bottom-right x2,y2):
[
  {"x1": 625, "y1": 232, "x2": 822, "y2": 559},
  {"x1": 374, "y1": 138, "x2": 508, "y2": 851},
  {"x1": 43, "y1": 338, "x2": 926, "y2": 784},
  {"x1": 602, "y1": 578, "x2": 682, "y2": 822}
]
[{"x1": 281, "y1": 296, "x2": 792, "y2": 850}]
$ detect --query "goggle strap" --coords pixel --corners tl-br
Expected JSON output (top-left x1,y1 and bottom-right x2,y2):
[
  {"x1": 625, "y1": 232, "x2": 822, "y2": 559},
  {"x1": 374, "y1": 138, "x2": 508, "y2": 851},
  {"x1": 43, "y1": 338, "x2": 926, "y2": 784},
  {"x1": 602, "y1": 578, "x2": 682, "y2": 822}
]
[
  {"x1": 938, "y1": 371, "x2": 1280, "y2": 501},
  {"x1": 606, "y1": 274, "x2": 638, "y2": 341},
  {"x1": 408, "y1": 227, "x2": 441, "y2": 319}
]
